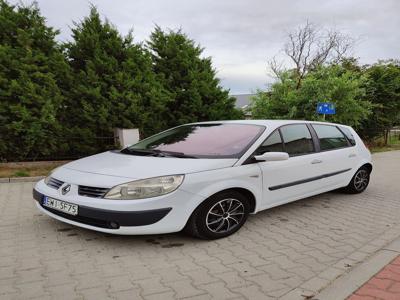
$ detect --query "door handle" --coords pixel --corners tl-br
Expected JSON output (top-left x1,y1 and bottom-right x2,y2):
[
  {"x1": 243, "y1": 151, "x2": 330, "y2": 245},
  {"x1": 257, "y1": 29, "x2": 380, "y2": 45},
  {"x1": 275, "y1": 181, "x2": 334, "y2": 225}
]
[
  {"x1": 349, "y1": 153, "x2": 357, "y2": 158},
  {"x1": 311, "y1": 159, "x2": 323, "y2": 164}
]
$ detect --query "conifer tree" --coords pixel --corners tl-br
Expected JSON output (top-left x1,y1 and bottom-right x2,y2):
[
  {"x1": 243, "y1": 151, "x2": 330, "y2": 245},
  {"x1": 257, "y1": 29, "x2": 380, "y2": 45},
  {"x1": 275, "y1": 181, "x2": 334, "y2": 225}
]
[
  {"x1": 0, "y1": 0, "x2": 68, "y2": 160},
  {"x1": 147, "y1": 27, "x2": 242, "y2": 128},
  {"x1": 64, "y1": 7, "x2": 169, "y2": 155}
]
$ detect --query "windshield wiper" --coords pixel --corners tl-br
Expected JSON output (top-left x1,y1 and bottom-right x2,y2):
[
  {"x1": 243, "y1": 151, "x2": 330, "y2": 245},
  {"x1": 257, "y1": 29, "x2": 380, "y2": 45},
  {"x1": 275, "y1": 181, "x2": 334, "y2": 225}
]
[
  {"x1": 120, "y1": 148, "x2": 157, "y2": 155},
  {"x1": 120, "y1": 148, "x2": 197, "y2": 158},
  {"x1": 151, "y1": 149, "x2": 198, "y2": 158}
]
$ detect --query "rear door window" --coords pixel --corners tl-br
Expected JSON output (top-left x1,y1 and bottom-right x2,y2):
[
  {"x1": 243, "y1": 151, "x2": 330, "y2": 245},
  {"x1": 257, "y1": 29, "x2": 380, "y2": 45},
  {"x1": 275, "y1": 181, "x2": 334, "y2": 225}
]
[
  {"x1": 280, "y1": 124, "x2": 315, "y2": 156},
  {"x1": 312, "y1": 125, "x2": 349, "y2": 150}
]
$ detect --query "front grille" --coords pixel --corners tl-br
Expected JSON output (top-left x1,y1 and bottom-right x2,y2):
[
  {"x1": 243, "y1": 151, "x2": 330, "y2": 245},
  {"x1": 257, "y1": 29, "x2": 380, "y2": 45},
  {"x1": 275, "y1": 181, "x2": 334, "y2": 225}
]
[
  {"x1": 46, "y1": 177, "x2": 64, "y2": 189},
  {"x1": 78, "y1": 185, "x2": 109, "y2": 198}
]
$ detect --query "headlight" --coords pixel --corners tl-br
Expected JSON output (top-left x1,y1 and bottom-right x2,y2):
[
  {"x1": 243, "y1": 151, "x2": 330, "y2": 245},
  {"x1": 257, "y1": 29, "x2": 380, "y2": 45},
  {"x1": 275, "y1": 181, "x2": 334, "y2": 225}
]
[
  {"x1": 104, "y1": 175, "x2": 184, "y2": 200},
  {"x1": 44, "y1": 168, "x2": 59, "y2": 185},
  {"x1": 44, "y1": 175, "x2": 51, "y2": 185}
]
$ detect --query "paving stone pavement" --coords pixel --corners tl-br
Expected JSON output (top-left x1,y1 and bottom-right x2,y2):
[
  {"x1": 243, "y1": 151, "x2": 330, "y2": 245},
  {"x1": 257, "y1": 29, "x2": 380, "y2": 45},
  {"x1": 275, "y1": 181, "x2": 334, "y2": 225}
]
[{"x1": 0, "y1": 151, "x2": 399, "y2": 300}]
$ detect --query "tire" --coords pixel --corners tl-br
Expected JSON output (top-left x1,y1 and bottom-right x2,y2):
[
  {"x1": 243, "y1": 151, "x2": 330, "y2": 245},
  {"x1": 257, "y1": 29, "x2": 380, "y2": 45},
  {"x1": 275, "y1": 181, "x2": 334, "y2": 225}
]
[
  {"x1": 184, "y1": 191, "x2": 250, "y2": 240},
  {"x1": 344, "y1": 166, "x2": 371, "y2": 194}
]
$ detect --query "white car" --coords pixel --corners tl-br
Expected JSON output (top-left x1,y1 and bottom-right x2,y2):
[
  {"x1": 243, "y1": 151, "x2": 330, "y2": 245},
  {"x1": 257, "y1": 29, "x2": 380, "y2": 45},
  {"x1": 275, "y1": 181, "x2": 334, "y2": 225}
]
[{"x1": 33, "y1": 120, "x2": 372, "y2": 239}]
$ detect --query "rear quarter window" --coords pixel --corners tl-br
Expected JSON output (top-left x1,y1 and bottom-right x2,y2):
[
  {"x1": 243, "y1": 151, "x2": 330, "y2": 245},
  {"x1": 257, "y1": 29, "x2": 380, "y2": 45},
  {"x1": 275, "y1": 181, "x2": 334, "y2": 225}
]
[{"x1": 340, "y1": 127, "x2": 356, "y2": 146}]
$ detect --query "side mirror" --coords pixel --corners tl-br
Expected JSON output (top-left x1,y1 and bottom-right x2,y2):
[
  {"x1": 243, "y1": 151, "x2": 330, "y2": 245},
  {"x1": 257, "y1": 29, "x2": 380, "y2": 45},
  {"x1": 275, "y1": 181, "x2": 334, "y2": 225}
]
[{"x1": 254, "y1": 152, "x2": 289, "y2": 162}]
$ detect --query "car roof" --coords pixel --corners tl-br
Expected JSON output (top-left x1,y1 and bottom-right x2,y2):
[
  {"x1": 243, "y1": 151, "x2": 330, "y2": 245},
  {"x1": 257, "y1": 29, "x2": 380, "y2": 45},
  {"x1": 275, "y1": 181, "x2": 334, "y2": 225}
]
[{"x1": 189, "y1": 119, "x2": 349, "y2": 128}]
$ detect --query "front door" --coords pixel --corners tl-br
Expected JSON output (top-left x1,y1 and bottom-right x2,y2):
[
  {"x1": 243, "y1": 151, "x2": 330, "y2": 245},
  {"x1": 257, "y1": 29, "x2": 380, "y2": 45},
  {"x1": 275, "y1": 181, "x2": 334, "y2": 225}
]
[{"x1": 256, "y1": 124, "x2": 329, "y2": 209}]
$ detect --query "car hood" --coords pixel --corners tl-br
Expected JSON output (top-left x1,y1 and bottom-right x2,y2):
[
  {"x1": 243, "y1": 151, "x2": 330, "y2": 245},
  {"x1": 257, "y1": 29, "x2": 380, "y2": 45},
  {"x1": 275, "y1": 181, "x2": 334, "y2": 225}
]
[{"x1": 60, "y1": 151, "x2": 237, "y2": 180}]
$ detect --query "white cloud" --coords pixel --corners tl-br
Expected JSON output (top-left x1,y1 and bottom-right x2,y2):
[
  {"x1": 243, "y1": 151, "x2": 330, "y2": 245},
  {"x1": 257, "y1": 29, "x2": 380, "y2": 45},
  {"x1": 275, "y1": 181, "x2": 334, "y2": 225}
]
[{"x1": 11, "y1": 0, "x2": 400, "y2": 93}]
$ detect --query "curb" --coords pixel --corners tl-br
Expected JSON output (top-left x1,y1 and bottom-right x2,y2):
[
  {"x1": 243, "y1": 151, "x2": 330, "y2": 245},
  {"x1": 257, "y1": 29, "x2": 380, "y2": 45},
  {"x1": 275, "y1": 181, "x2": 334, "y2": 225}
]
[
  {"x1": 277, "y1": 225, "x2": 400, "y2": 300},
  {"x1": 313, "y1": 236, "x2": 400, "y2": 300},
  {"x1": 0, "y1": 176, "x2": 45, "y2": 183}
]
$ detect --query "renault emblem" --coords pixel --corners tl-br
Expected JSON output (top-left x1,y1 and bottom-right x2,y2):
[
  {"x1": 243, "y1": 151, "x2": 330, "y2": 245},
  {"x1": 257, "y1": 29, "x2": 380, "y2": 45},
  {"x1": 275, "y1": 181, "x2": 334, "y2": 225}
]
[{"x1": 61, "y1": 184, "x2": 71, "y2": 195}]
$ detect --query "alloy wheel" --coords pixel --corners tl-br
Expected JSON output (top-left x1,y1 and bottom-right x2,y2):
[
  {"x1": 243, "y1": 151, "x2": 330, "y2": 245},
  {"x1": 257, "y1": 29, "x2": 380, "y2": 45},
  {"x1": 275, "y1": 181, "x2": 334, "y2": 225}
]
[
  {"x1": 206, "y1": 198, "x2": 245, "y2": 233},
  {"x1": 354, "y1": 169, "x2": 369, "y2": 191}
]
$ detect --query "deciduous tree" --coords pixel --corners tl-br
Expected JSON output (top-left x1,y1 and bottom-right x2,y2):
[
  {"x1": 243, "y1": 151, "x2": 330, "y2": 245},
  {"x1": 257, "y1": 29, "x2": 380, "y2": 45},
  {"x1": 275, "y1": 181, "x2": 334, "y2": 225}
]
[
  {"x1": 270, "y1": 21, "x2": 354, "y2": 89},
  {"x1": 359, "y1": 60, "x2": 400, "y2": 143},
  {"x1": 251, "y1": 64, "x2": 371, "y2": 127}
]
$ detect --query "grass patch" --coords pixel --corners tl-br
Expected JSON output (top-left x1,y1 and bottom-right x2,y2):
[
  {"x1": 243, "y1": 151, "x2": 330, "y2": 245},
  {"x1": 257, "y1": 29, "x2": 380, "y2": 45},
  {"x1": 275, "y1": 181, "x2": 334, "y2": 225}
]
[
  {"x1": 0, "y1": 161, "x2": 68, "y2": 178},
  {"x1": 13, "y1": 170, "x2": 30, "y2": 177}
]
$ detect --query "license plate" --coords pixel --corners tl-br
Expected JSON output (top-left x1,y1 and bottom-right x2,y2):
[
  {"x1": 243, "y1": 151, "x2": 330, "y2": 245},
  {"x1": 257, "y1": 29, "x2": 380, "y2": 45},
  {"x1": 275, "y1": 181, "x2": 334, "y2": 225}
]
[{"x1": 43, "y1": 196, "x2": 78, "y2": 216}]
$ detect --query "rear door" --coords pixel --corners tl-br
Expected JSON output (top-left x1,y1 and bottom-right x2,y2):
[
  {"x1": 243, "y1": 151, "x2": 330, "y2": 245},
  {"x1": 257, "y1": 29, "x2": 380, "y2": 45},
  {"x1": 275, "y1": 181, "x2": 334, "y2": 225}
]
[
  {"x1": 257, "y1": 124, "x2": 329, "y2": 208},
  {"x1": 309, "y1": 124, "x2": 356, "y2": 187}
]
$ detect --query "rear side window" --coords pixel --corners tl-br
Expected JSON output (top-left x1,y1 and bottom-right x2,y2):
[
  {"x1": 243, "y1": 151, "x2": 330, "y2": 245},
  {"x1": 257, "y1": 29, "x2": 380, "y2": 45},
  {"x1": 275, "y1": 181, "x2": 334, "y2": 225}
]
[
  {"x1": 256, "y1": 130, "x2": 284, "y2": 154},
  {"x1": 280, "y1": 124, "x2": 314, "y2": 156},
  {"x1": 312, "y1": 125, "x2": 349, "y2": 150},
  {"x1": 340, "y1": 127, "x2": 356, "y2": 146}
]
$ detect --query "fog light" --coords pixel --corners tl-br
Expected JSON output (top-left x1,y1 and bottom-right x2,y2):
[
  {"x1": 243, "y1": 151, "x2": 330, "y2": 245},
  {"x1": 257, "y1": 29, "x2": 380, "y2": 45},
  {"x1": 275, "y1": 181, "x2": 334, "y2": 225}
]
[{"x1": 109, "y1": 221, "x2": 119, "y2": 229}]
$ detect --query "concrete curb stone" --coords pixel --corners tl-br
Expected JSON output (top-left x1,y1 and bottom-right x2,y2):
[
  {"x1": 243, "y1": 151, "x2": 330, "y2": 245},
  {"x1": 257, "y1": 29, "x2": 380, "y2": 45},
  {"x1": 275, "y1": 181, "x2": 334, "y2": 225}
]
[
  {"x1": 313, "y1": 235, "x2": 400, "y2": 300},
  {"x1": 7, "y1": 176, "x2": 44, "y2": 183}
]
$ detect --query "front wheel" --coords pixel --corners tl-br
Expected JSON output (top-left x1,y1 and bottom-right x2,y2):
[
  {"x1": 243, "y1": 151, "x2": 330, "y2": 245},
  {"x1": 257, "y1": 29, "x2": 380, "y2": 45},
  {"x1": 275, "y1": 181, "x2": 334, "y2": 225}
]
[
  {"x1": 184, "y1": 191, "x2": 250, "y2": 239},
  {"x1": 344, "y1": 166, "x2": 370, "y2": 194}
]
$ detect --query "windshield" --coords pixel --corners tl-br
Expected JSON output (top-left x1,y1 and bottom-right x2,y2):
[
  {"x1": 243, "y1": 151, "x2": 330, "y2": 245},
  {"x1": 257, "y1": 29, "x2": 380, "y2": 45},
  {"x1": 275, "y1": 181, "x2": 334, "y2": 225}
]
[{"x1": 122, "y1": 123, "x2": 265, "y2": 158}]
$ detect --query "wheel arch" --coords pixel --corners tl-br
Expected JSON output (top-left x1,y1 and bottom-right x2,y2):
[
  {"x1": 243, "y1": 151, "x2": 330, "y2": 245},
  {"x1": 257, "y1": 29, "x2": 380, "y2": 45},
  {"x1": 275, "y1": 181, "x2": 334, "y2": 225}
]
[
  {"x1": 183, "y1": 187, "x2": 258, "y2": 238},
  {"x1": 362, "y1": 163, "x2": 373, "y2": 173},
  {"x1": 192, "y1": 187, "x2": 257, "y2": 214},
  {"x1": 219, "y1": 187, "x2": 257, "y2": 213},
  {"x1": 346, "y1": 161, "x2": 373, "y2": 186}
]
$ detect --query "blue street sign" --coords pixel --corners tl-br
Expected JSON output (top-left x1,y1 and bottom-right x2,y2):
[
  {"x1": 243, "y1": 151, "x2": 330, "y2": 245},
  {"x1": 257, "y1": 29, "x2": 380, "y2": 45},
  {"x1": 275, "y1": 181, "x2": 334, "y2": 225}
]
[{"x1": 317, "y1": 102, "x2": 336, "y2": 115}]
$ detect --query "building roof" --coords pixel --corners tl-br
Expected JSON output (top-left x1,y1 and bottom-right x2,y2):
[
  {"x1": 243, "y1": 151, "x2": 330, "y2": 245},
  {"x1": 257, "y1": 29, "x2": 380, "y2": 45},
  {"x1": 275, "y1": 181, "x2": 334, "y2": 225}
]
[{"x1": 231, "y1": 94, "x2": 256, "y2": 110}]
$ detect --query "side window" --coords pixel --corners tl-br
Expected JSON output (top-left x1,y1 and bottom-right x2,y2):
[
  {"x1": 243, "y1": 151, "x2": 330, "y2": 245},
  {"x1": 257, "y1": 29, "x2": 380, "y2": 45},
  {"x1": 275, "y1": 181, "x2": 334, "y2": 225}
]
[
  {"x1": 312, "y1": 125, "x2": 349, "y2": 150},
  {"x1": 256, "y1": 130, "x2": 283, "y2": 154},
  {"x1": 280, "y1": 124, "x2": 315, "y2": 156},
  {"x1": 340, "y1": 127, "x2": 356, "y2": 146}
]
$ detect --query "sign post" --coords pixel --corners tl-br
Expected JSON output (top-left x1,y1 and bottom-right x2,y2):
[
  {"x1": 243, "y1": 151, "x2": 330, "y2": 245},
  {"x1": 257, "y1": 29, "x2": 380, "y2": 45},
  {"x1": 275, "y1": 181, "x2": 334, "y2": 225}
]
[{"x1": 316, "y1": 102, "x2": 336, "y2": 120}]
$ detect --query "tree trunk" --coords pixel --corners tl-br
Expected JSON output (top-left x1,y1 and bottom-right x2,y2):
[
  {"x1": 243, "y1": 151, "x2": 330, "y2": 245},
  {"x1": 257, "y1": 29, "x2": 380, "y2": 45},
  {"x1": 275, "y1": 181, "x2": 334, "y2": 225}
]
[
  {"x1": 295, "y1": 74, "x2": 303, "y2": 90},
  {"x1": 384, "y1": 129, "x2": 389, "y2": 146}
]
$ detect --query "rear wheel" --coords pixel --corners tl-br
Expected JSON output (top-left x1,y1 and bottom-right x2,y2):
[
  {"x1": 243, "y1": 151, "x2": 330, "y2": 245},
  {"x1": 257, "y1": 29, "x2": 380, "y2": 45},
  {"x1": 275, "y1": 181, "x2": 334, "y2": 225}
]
[
  {"x1": 344, "y1": 166, "x2": 370, "y2": 194},
  {"x1": 184, "y1": 191, "x2": 250, "y2": 239}
]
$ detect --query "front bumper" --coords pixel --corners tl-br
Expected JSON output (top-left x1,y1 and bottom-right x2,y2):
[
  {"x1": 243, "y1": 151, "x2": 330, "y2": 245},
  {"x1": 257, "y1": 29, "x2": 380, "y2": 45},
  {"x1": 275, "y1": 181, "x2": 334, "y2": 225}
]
[
  {"x1": 33, "y1": 189, "x2": 172, "y2": 229},
  {"x1": 33, "y1": 179, "x2": 206, "y2": 235}
]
